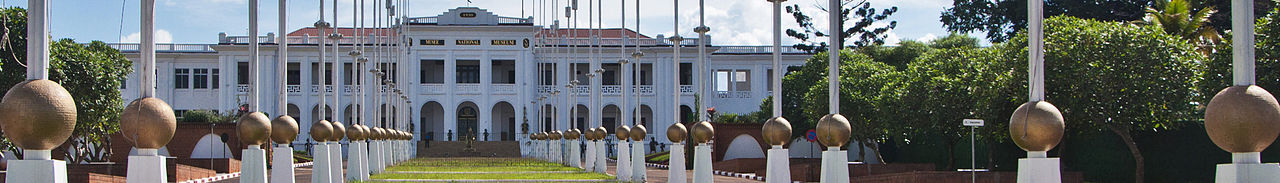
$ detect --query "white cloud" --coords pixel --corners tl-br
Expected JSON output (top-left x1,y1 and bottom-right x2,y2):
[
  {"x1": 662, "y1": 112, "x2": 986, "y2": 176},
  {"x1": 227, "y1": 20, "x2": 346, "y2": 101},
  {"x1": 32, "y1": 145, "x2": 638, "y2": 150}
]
[
  {"x1": 916, "y1": 33, "x2": 938, "y2": 43},
  {"x1": 883, "y1": 31, "x2": 901, "y2": 46},
  {"x1": 120, "y1": 29, "x2": 174, "y2": 43}
]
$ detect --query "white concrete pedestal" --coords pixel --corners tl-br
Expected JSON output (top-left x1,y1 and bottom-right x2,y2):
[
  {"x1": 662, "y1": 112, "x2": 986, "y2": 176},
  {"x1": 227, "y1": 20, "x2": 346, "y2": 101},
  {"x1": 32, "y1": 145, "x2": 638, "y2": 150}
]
[
  {"x1": 766, "y1": 146, "x2": 790, "y2": 183},
  {"x1": 270, "y1": 145, "x2": 295, "y2": 183},
  {"x1": 693, "y1": 144, "x2": 713, "y2": 183},
  {"x1": 383, "y1": 140, "x2": 392, "y2": 166},
  {"x1": 240, "y1": 146, "x2": 268, "y2": 183},
  {"x1": 328, "y1": 142, "x2": 344, "y2": 182},
  {"x1": 1215, "y1": 152, "x2": 1280, "y2": 183},
  {"x1": 668, "y1": 143, "x2": 687, "y2": 183},
  {"x1": 127, "y1": 149, "x2": 167, "y2": 183},
  {"x1": 311, "y1": 143, "x2": 332, "y2": 183},
  {"x1": 819, "y1": 148, "x2": 849, "y2": 183},
  {"x1": 632, "y1": 141, "x2": 645, "y2": 182},
  {"x1": 7, "y1": 150, "x2": 67, "y2": 183},
  {"x1": 595, "y1": 140, "x2": 607, "y2": 173},
  {"x1": 570, "y1": 140, "x2": 582, "y2": 168},
  {"x1": 348, "y1": 142, "x2": 368, "y2": 181},
  {"x1": 585, "y1": 140, "x2": 596, "y2": 171},
  {"x1": 368, "y1": 141, "x2": 382, "y2": 173},
  {"x1": 1017, "y1": 151, "x2": 1061, "y2": 183},
  {"x1": 617, "y1": 141, "x2": 632, "y2": 181}
]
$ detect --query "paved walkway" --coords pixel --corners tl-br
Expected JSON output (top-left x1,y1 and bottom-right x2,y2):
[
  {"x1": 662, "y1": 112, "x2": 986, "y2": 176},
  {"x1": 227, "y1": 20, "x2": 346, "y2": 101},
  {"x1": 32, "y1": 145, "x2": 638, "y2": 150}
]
[{"x1": 211, "y1": 160, "x2": 763, "y2": 182}]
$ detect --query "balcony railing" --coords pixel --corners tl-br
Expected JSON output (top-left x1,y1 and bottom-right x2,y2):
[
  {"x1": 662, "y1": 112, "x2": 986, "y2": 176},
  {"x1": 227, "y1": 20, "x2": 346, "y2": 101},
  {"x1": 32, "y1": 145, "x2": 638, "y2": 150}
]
[
  {"x1": 716, "y1": 91, "x2": 752, "y2": 98},
  {"x1": 421, "y1": 84, "x2": 446, "y2": 94},
  {"x1": 237, "y1": 85, "x2": 250, "y2": 93},
  {"x1": 107, "y1": 43, "x2": 215, "y2": 53},
  {"x1": 221, "y1": 35, "x2": 397, "y2": 45},
  {"x1": 456, "y1": 84, "x2": 482, "y2": 94},
  {"x1": 680, "y1": 85, "x2": 695, "y2": 95},
  {"x1": 493, "y1": 84, "x2": 518, "y2": 94},
  {"x1": 311, "y1": 86, "x2": 334, "y2": 93},
  {"x1": 286, "y1": 85, "x2": 302, "y2": 93},
  {"x1": 343, "y1": 86, "x2": 361, "y2": 93}
]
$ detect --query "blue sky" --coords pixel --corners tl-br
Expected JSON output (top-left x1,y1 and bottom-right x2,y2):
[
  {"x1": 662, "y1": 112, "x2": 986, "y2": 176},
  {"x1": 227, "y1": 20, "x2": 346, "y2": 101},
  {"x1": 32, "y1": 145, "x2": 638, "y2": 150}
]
[{"x1": 3, "y1": 0, "x2": 973, "y2": 46}]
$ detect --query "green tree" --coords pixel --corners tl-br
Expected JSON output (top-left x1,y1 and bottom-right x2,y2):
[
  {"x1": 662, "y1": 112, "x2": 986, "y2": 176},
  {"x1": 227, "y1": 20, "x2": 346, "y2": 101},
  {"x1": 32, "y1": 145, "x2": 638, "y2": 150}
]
[
  {"x1": 1201, "y1": 5, "x2": 1280, "y2": 110},
  {"x1": 0, "y1": 7, "x2": 132, "y2": 162},
  {"x1": 797, "y1": 50, "x2": 903, "y2": 163},
  {"x1": 941, "y1": 0, "x2": 1153, "y2": 42},
  {"x1": 1011, "y1": 16, "x2": 1201, "y2": 183},
  {"x1": 1137, "y1": 0, "x2": 1223, "y2": 54},
  {"x1": 857, "y1": 40, "x2": 929, "y2": 69},
  {"x1": 785, "y1": 0, "x2": 898, "y2": 53}
]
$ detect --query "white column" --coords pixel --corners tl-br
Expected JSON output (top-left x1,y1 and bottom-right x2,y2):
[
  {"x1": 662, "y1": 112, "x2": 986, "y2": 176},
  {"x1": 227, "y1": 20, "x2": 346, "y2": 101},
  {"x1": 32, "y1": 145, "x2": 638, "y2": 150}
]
[
  {"x1": 241, "y1": 146, "x2": 269, "y2": 183},
  {"x1": 596, "y1": 140, "x2": 607, "y2": 173},
  {"x1": 585, "y1": 139, "x2": 596, "y2": 170},
  {"x1": 329, "y1": 142, "x2": 344, "y2": 181},
  {"x1": 631, "y1": 140, "x2": 646, "y2": 181},
  {"x1": 617, "y1": 141, "x2": 632, "y2": 181},
  {"x1": 347, "y1": 141, "x2": 367, "y2": 181},
  {"x1": 819, "y1": 147, "x2": 849, "y2": 183},
  {"x1": 1017, "y1": 151, "x2": 1062, "y2": 183},
  {"x1": 692, "y1": 144, "x2": 712, "y2": 183},
  {"x1": 571, "y1": 139, "x2": 583, "y2": 168},
  {"x1": 368, "y1": 140, "x2": 382, "y2": 173},
  {"x1": 311, "y1": 144, "x2": 331, "y2": 183},
  {"x1": 765, "y1": 146, "x2": 790, "y2": 183},
  {"x1": 7, "y1": 150, "x2": 66, "y2": 183},
  {"x1": 272, "y1": 145, "x2": 296, "y2": 183},
  {"x1": 128, "y1": 149, "x2": 167, "y2": 183},
  {"x1": 668, "y1": 143, "x2": 687, "y2": 183}
]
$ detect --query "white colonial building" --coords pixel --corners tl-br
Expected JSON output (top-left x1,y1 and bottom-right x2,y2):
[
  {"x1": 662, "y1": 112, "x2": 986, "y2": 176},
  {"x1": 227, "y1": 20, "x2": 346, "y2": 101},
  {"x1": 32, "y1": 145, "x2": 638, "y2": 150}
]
[{"x1": 114, "y1": 7, "x2": 810, "y2": 146}]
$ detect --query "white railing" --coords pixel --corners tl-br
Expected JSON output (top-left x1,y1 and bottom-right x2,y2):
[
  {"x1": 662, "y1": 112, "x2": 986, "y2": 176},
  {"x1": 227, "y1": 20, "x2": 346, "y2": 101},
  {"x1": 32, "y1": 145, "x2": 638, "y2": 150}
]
[
  {"x1": 680, "y1": 85, "x2": 695, "y2": 95},
  {"x1": 237, "y1": 85, "x2": 250, "y2": 93},
  {"x1": 715, "y1": 46, "x2": 808, "y2": 54},
  {"x1": 107, "y1": 43, "x2": 215, "y2": 52},
  {"x1": 574, "y1": 86, "x2": 590, "y2": 95},
  {"x1": 311, "y1": 86, "x2": 334, "y2": 93},
  {"x1": 493, "y1": 84, "x2": 517, "y2": 95},
  {"x1": 716, "y1": 91, "x2": 752, "y2": 98},
  {"x1": 602, "y1": 86, "x2": 622, "y2": 95},
  {"x1": 421, "y1": 84, "x2": 446, "y2": 94},
  {"x1": 343, "y1": 86, "x2": 361, "y2": 93},
  {"x1": 223, "y1": 35, "x2": 396, "y2": 45},
  {"x1": 286, "y1": 85, "x2": 301, "y2": 93},
  {"x1": 456, "y1": 84, "x2": 482, "y2": 94},
  {"x1": 538, "y1": 86, "x2": 556, "y2": 93}
]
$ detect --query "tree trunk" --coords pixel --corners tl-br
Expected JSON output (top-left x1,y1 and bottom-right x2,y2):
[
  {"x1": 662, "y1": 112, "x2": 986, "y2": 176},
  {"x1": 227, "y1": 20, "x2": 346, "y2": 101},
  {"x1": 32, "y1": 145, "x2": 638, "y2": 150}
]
[
  {"x1": 987, "y1": 138, "x2": 995, "y2": 170},
  {"x1": 870, "y1": 140, "x2": 886, "y2": 164},
  {"x1": 1111, "y1": 126, "x2": 1144, "y2": 183},
  {"x1": 857, "y1": 140, "x2": 867, "y2": 162},
  {"x1": 946, "y1": 139, "x2": 957, "y2": 170}
]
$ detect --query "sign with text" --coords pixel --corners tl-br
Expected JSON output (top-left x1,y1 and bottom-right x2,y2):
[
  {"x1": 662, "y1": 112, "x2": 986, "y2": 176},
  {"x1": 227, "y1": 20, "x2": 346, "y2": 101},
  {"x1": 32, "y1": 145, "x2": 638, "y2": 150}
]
[
  {"x1": 456, "y1": 40, "x2": 482, "y2": 45},
  {"x1": 963, "y1": 119, "x2": 985, "y2": 127},
  {"x1": 492, "y1": 40, "x2": 517, "y2": 46},
  {"x1": 420, "y1": 39, "x2": 444, "y2": 46}
]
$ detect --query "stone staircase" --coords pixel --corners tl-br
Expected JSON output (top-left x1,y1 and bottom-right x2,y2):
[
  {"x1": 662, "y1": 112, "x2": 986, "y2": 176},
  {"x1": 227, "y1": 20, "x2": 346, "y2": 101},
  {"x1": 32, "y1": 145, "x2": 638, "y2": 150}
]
[{"x1": 417, "y1": 141, "x2": 523, "y2": 157}]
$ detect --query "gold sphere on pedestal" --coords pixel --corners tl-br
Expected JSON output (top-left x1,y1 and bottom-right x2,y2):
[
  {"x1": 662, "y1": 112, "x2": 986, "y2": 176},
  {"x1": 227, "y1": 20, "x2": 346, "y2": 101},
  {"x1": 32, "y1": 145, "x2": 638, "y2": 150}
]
[
  {"x1": 616, "y1": 126, "x2": 631, "y2": 141},
  {"x1": 121, "y1": 97, "x2": 177, "y2": 149},
  {"x1": 372, "y1": 127, "x2": 383, "y2": 140},
  {"x1": 310, "y1": 120, "x2": 333, "y2": 142},
  {"x1": 270, "y1": 115, "x2": 298, "y2": 144},
  {"x1": 763, "y1": 117, "x2": 792, "y2": 146},
  {"x1": 598, "y1": 127, "x2": 608, "y2": 140},
  {"x1": 567, "y1": 129, "x2": 581, "y2": 139},
  {"x1": 330, "y1": 121, "x2": 346, "y2": 141},
  {"x1": 817, "y1": 114, "x2": 851, "y2": 148},
  {"x1": 1009, "y1": 101, "x2": 1066, "y2": 152},
  {"x1": 691, "y1": 121, "x2": 715, "y2": 144},
  {"x1": 1205, "y1": 85, "x2": 1280, "y2": 153},
  {"x1": 630, "y1": 125, "x2": 647, "y2": 141},
  {"x1": 667, "y1": 123, "x2": 688, "y2": 143},
  {"x1": 237, "y1": 112, "x2": 272, "y2": 146},
  {"x1": 0, "y1": 80, "x2": 77, "y2": 150},
  {"x1": 550, "y1": 131, "x2": 563, "y2": 140},
  {"x1": 353, "y1": 125, "x2": 368, "y2": 141}
]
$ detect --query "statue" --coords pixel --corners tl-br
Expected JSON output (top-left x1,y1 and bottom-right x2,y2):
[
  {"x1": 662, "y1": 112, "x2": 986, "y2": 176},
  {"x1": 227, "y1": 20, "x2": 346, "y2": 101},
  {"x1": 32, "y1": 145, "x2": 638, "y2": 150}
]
[
  {"x1": 447, "y1": 130, "x2": 454, "y2": 141},
  {"x1": 484, "y1": 129, "x2": 490, "y2": 141}
]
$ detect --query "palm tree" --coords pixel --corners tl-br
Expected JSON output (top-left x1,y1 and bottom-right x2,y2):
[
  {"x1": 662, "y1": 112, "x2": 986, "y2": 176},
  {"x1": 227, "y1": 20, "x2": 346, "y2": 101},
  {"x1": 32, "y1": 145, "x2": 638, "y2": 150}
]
[{"x1": 1136, "y1": 0, "x2": 1223, "y2": 54}]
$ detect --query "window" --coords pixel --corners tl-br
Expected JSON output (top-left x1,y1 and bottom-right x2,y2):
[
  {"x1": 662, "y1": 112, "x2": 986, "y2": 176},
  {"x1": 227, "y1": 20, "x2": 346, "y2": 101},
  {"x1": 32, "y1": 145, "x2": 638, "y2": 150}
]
[
  {"x1": 492, "y1": 60, "x2": 515, "y2": 84},
  {"x1": 174, "y1": 110, "x2": 189, "y2": 118},
  {"x1": 311, "y1": 63, "x2": 333, "y2": 85},
  {"x1": 680, "y1": 63, "x2": 692, "y2": 85},
  {"x1": 193, "y1": 69, "x2": 209, "y2": 89},
  {"x1": 540, "y1": 63, "x2": 557, "y2": 85},
  {"x1": 120, "y1": 78, "x2": 127, "y2": 89},
  {"x1": 457, "y1": 65, "x2": 480, "y2": 83},
  {"x1": 767, "y1": 69, "x2": 773, "y2": 91},
  {"x1": 715, "y1": 70, "x2": 729, "y2": 92},
  {"x1": 212, "y1": 69, "x2": 220, "y2": 89},
  {"x1": 344, "y1": 63, "x2": 355, "y2": 85},
  {"x1": 287, "y1": 63, "x2": 300, "y2": 85},
  {"x1": 237, "y1": 62, "x2": 249, "y2": 85},
  {"x1": 420, "y1": 60, "x2": 444, "y2": 83},
  {"x1": 735, "y1": 70, "x2": 750, "y2": 91},
  {"x1": 174, "y1": 69, "x2": 190, "y2": 89},
  {"x1": 378, "y1": 63, "x2": 398, "y2": 84}
]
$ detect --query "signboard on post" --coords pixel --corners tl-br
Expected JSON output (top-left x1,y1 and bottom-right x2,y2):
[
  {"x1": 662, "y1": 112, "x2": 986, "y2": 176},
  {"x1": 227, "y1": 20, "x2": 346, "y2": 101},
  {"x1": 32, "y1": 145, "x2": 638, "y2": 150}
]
[{"x1": 963, "y1": 119, "x2": 984, "y2": 127}]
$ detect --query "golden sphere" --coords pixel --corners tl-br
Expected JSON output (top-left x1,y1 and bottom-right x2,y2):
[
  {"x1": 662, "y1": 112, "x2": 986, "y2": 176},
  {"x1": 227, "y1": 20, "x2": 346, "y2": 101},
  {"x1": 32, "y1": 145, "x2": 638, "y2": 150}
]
[
  {"x1": 817, "y1": 114, "x2": 851, "y2": 148},
  {"x1": 567, "y1": 129, "x2": 580, "y2": 139},
  {"x1": 330, "y1": 121, "x2": 346, "y2": 141},
  {"x1": 587, "y1": 129, "x2": 598, "y2": 140},
  {"x1": 309, "y1": 120, "x2": 333, "y2": 142},
  {"x1": 0, "y1": 80, "x2": 77, "y2": 150},
  {"x1": 346, "y1": 125, "x2": 363, "y2": 141},
  {"x1": 763, "y1": 117, "x2": 793, "y2": 146},
  {"x1": 236, "y1": 112, "x2": 272, "y2": 146},
  {"x1": 530, "y1": 132, "x2": 538, "y2": 140},
  {"x1": 691, "y1": 121, "x2": 715, "y2": 144},
  {"x1": 1009, "y1": 101, "x2": 1066, "y2": 152},
  {"x1": 667, "y1": 123, "x2": 688, "y2": 143},
  {"x1": 1205, "y1": 85, "x2": 1280, "y2": 153},
  {"x1": 270, "y1": 115, "x2": 298, "y2": 144},
  {"x1": 616, "y1": 126, "x2": 631, "y2": 141},
  {"x1": 550, "y1": 131, "x2": 563, "y2": 140},
  {"x1": 371, "y1": 127, "x2": 383, "y2": 140},
  {"x1": 120, "y1": 97, "x2": 177, "y2": 149},
  {"x1": 534, "y1": 132, "x2": 544, "y2": 140},
  {"x1": 630, "y1": 125, "x2": 647, "y2": 141}
]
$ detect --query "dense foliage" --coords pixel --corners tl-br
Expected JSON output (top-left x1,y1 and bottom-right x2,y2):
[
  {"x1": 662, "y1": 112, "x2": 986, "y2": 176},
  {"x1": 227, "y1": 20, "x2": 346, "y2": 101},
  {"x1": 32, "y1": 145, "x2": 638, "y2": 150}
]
[
  {"x1": 786, "y1": 0, "x2": 898, "y2": 52},
  {"x1": 0, "y1": 7, "x2": 132, "y2": 162},
  {"x1": 941, "y1": 0, "x2": 1275, "y2": 42}
]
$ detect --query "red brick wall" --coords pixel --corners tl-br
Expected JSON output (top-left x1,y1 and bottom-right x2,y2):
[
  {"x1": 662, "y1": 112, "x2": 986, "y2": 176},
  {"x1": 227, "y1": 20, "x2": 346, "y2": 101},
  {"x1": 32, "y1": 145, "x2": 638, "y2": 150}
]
[
  {"x1": 110, "y1": 123, "x2": 268, "y2": 163},
  {"x1": 851, "y1": 171, "x2": 1085, "y2": 183}
]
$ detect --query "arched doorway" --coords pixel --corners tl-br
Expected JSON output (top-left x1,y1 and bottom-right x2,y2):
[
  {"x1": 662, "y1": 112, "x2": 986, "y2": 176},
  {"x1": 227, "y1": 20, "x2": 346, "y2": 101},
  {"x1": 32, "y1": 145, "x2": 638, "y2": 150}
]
[
  {"x1": 344, "y1": 104, "x2": 361, "y2": 124},
  {"x1": 492, "y1": 102, "x2": 516, "y2": 141},
  {"x1": 310, "y1": 105, "x2": 333, "y2": 122},
  {"x1": 632, "y1": 105, "x2": 653, "y2": 130},
  {"x1": 457, "y1": 102, "x2": 480, "y2": 141},
  {"x1": 680, "y1": 105, "x2": 693, "y2": 123},
  {"x1": 286, "y1": 104, "x2": 300, "y2": 118},
  {"x1": 541, "y1": 105, "x2": 555, "y2": 132},
  {"x1": 378, "y1": 104, "x2": 397, "y2": 128},
  {"x1": 602, "y1": 105, "x2": 620, "y2": 134},
  {"x1": 575, "y1": 104, "x2": 589, "y2": 130},
  {"x1": 420, "y1": 101, "x2": 444, "y2": 141}
]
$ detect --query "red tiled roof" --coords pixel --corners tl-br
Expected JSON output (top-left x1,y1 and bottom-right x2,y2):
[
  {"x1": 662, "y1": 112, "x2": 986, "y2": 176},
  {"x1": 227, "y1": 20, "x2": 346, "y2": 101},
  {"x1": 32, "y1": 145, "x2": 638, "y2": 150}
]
[
  {"x1": 538, "y1": 28, "x2": 650, "y2": 39},
  {"x1": 287, "y1": 27, "x2": 397, "y2": 37}
]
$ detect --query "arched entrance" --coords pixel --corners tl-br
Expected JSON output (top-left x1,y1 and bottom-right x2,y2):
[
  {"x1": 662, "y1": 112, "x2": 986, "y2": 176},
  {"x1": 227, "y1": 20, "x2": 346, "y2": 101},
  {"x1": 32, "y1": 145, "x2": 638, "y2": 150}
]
[
  {"x1": 602, "y1": 104, "x2": 620, "y2": 134},
  {"x1": 492, "y1": 102, "x2": 516, "y2": 141},
  {"x1": 680, "y1": 105, "x2": 693, "y2": 123},
  {"x1": 378, "y1": 104, "x2": 397, "y2": 127},
  {"x1": 457, "y1": 102, "x2": 480, "y2": 141},
  {"x1": 541, "y1": 105, "x2": 555, "y2": 132},
  {"x1": 421, "y1": 101, "x2": 444, "y2": 141},
  {"x1": 575, "y1": 104, "x2": 589, "y2": 130},
  {"x1": 344, "y1": 104, "x2": 361, "y2": 124}
]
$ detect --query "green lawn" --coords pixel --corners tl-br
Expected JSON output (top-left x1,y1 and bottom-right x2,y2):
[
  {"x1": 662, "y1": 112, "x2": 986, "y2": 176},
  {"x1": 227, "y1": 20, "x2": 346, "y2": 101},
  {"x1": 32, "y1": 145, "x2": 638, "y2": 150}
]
[
  {"x1": 371, "y1": 172, "x2": 614, "y2": 180},
  {"x1": 369, "y1": 157, "x2": 615, "y2": 181}
]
